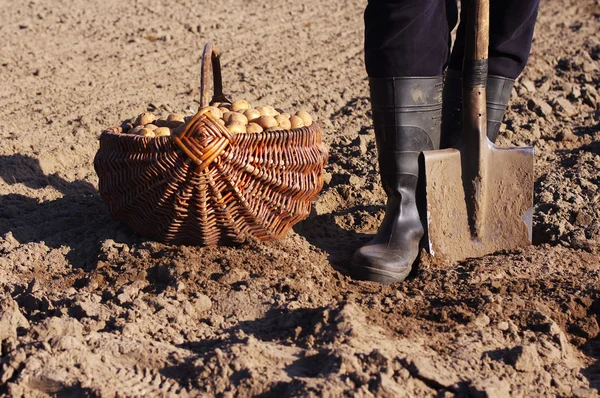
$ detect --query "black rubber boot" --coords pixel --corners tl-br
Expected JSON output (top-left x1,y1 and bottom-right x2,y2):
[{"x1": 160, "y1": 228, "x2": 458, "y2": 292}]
[
  {"x1": 351, "y1": 77, "x2": 442, "y2": 285},
  {"x1": 440, "y1": 69, "x2": 515, "y2": 148}
]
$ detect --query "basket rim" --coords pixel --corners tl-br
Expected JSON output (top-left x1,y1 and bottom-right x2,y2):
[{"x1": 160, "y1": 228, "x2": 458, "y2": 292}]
[{"x1": 102, "y1": 121, "x2": 322, "y2": 138}]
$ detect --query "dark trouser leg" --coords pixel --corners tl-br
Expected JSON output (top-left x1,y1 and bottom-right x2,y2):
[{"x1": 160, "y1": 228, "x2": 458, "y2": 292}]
[
  {"x1": 364, "y1": 0, "x2": 458, "y2": 78},
  {"x1": 354, "y1": 0, "x2": 447, "y2": 284},
  {"x1": 442, "y1": 0, "x2": 540, "y2": 147},
  {"x1": 449, "y1": 0, "x2": 540, "y2": 79}
]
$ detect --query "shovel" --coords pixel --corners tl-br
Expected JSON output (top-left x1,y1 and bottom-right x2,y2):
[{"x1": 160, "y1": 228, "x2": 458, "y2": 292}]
[{"x1": 421, "y1": 0, "x2": 534, "y2": 262}]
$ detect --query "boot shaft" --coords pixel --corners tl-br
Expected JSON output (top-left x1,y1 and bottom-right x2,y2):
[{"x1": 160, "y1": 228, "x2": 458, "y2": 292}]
[
  {"x1": 440, "y1": 69, "x2": 514, "y2": 148},
  {"x1": 369, "y1": 77, "x2": 443, "y2": 197}
]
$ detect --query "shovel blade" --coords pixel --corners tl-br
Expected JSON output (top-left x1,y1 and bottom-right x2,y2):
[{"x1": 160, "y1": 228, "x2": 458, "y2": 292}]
[{"x1": 422, "y1": 145, "x2": 534, "y2": 262}]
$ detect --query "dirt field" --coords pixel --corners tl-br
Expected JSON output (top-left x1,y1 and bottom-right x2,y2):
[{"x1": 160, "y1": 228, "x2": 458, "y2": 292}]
[{"x1": 1, "y1": 0, "x2": 600, "y2": 396}]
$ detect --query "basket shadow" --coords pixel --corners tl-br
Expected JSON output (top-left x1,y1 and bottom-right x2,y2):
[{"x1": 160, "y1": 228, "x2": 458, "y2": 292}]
[
  {"x1": 292, "y1": 206, "x2": 379, "y2": 275},
  {"x1": 0, "y1": 154, "x2": 128, "y2": 269}
]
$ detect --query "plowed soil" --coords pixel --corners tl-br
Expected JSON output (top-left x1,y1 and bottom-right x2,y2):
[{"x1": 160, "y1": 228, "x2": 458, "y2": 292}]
[{"x1": 2, "y1": 0, "x2": 600, "y2": 396}]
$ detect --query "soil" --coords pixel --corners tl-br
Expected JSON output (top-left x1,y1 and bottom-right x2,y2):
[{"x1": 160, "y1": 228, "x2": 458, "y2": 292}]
[{"x1": 1, "y1": 0, "x2": 600, "y2": 397}]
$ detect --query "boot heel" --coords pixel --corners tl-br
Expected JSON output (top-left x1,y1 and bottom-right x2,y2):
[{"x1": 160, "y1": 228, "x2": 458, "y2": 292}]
[{"x1": 351, "y1": 262, "x2": 412, "y2": 285}]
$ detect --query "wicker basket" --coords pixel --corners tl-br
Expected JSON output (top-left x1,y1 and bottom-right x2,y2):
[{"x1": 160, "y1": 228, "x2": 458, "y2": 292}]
[{"x1": 93, "y1": 43, "x2": 328, "y2": 246}]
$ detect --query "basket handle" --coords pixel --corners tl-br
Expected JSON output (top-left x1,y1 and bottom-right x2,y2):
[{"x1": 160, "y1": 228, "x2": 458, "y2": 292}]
[{"x1": 200, "y1": 43, "x2": 230, "y2": 108}]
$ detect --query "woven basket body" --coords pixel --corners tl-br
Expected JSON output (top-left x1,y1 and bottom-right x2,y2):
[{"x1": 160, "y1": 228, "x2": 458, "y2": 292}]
[{"x1": 94, "y1": 110, "x2": 328, "y2": 245}]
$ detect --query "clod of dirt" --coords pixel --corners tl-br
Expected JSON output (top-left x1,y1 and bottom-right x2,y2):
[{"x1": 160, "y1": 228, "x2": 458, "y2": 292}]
[
  {"x1": 0, "y1": 294, "x2": 29, "y2": 341},
  {"x1": 505, "y1": 345, "x2": 542, "y2": 372}
]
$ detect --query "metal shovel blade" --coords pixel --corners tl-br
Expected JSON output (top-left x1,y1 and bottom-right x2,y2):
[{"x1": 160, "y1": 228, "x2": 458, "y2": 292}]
[
  {"x1": 421, "y1": 0, "x2": 534, "y2": 262},
  {"x1": 422, "y1": 144, "x2": 534, "y2": 262}
]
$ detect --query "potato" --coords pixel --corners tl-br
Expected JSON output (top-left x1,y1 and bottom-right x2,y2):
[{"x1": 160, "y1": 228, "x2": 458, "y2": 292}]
[
  {"x1": 295, "y1": 110, "x2": 313, "y2": 126},
  {"x1": 275, "y1": 115, "x2": 291, "y2": 130},
  {"x1": 145, "y1": 124, "x2": 158, "y2": 131},
  {"x1": 154, "y1": 127, "x2": 171, "y2": 137},
  {"x1": 206, "y1": 106, "x2": 223, "y2": 119},
  {"x1": 172, "y1": 124, "x2": 186, "y2": 135},
  {"x1": 155, "y1": 116, "x2": 169, "y2": 127},
  {"x1": 163, "y1": 113, "x2": 185, "y2": 128},
  {"x1": 110, "y1": 127, "x2": 123, "y2": 134},
  {"x1": 218, "y1": 106, "x2": 230, "y2": 114},
  {"x1": 229, "y1": 112, "x2": 248, "y2": 125},
  {"x1": 121, "y1": 122, "x2": 135, "y2": 132},
  {"x1": 216, "y1": 118, "x2": 226, "y2": 126},
  {"x1": 130, "y1": 125, "x2": 145, "y2": 134},
  {"x1": 243, "y1": 108, "x2": 261, "y2": 122},
  {"x1": 168, "y1": 113, "x2": 185, "y2": 124},
  {"x1": 246, "y1": 123, "x2": 263, "y2": 134},
  {"x1": 138, "y1": 128, "x2": 156, "y2": 137},
  {"x1": 227, "y1": 122, "x2": 246, "y2": 134},
  {"x1": 275, "y1": 108, "x2": 286, "y2": 115},
  {"x1": 231, "y1": 100, "x2": 251, "y2": 112},
  {"x1": 265, "y1": 105, "x2": 280, "y2": 116},
  {"x1": 289, "y1": 115, "x2": 305, "y2": 129},
  {"x1": 257, "y1": 106, "x2": 277, "y2": 117},
  {"x1": 255, "y1": 115, "x2": 278, "y2": 129},
  {"x1": 136, "y1": 112, "x2": 156, "y2": 126},
  {"x1": 222, "y1": 112, "x2": 233, "y2": 124},
  {"x1": 280, "y1": 113, "x2": 291, "y2": 119}
]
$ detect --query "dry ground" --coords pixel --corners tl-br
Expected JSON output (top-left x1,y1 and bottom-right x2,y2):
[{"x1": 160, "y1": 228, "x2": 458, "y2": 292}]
[{"x1": 1, "y1": 0, "x2": 600, "y2": 396}]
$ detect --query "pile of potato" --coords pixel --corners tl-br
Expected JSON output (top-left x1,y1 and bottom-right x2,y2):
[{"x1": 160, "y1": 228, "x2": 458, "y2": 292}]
[
  {"x1": 118, "y1": 100, "x2": 313, "y2": 137},
  {"x1": 204, "y1": 100, "x2": 313, "y2": 135},
  {"x1": 116, "y1": 112, "x2": 186, "y2": 137}
]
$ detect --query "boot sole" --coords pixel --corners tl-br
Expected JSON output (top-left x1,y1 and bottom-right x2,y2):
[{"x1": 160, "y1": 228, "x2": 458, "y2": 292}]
[{"x1": 351, "y1": 262, "x2": 412, "y2": 285}]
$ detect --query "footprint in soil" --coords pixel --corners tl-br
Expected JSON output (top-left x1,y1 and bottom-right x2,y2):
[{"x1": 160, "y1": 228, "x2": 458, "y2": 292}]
[{"x1": 0, "y1": 154, "x2": 129, "y2": 269}]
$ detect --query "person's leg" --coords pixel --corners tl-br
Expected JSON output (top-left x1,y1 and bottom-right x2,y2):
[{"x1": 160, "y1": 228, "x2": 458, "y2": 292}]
[
  {"x1": 364, "y1": 0, "x2": 456, "y2": 77},
  {"x1": 353, "y1": 0, "x2": 455, "y2": 284},
  {"x1": 442, "y1": 0, "x2": 540, "y2": 147},
  {"x1": 449, "y1": 0, "x2": 540, "y2": 79}
]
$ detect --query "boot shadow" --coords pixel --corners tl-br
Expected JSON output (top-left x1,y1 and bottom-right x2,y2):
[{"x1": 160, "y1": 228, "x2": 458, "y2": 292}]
[{"x1": 292, "y1": 205, "x2": 382, "y2": 276}]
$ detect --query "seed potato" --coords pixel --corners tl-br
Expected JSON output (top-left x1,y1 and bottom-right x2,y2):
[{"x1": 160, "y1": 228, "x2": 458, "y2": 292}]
[
  {"x1": 229, "y1": 112, "x2": 248, "y2": 125},
  {"x1": 136, "y1": 112, "x2": 156, "y2": 126},
  {"x1": 172, "y1": 124, "x2": 186, "y2": 135},
  {"x1": 130, "y1": 125, "x2": 144, "y2": 134},
  {"x1": 138, "y1": 128, "x2": 156, "y2": 137},
  {"x1": 246, "y1": 123, "x2": 263, "y2": 134},
  {"x1": 155, "y1": 116, "x2": 169, "y2": 127},
  {"x1": 255, "y1": 115, "x2": 278, "y2": 129},
  {"x1": 243, "y1": 108, "x2": 261, "y2": 122},
  {"x1": 275, "y1": 115, "x2": 291, "y2": 130},
  {"x1": 222, "y1": 112, "x2": 233, "y2": 124},
  {"x1": 227, "y1": 122, "x2": 246, "y2": 134},
  {"x1": 257, "y1": 106, "x2": 279, "y2": 117},
  {"x1": 154, "y1": 127, "x2": 171, "y2": 137},
  {"x1": 231, "y1": 100, "x2": 251, "y2": 112},
  {"x1": 295, "y1": 110, "x2": 313, "y2": 126},
  {"x1": 206, "y1": 106, "x2": 223, "y2": 119},
  {"x1": 289, "y1": 115, "x2": 305, "y2": 129}
]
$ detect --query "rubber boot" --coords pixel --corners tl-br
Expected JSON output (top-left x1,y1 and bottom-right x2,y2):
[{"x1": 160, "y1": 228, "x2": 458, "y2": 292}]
[
  {"x1": 440, "y1": 69, "x2": 515, "y2": 148},
  {"x1": 351, "y1": 77, "x2": 442, "y2": 284}
]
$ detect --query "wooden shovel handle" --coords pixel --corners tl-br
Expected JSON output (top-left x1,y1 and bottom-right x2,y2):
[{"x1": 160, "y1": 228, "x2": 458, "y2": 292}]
[
  {"x1": 462, "y1": 0, "x2": 490, "y2": 147},
  {"x1": 200, "y1": 43, "x2": 230, "y2": 108},
  {"x1": 461, "y1": 0, "x2": 490, "y2": 238}
]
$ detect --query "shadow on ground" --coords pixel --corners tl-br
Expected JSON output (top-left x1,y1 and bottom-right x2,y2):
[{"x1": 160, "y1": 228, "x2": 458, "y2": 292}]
[{"x1": 0, "y1": 154, "x2": 131, "y2": 269}]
